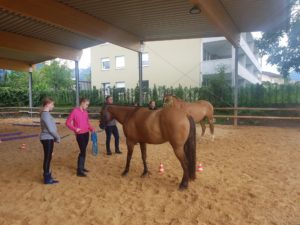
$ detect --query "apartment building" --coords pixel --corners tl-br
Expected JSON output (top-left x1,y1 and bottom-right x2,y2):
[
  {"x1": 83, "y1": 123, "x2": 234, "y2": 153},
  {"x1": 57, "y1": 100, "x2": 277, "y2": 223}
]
[
  {"x1": 201, "y1": 33, "x2": 261, "y2": 86},
  {"x1": 91, "y1": 33, "x2": 261, "y2": 90}
]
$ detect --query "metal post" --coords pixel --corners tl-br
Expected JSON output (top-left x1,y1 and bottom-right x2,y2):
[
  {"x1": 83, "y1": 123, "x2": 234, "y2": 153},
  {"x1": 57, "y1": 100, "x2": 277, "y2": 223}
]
[
  {"x1": 232, "y1": 46, "x2": 239, "y2": 126},
  {"x1": 138, "y1": 51, "x2": 143, "y2": 106},
  {"x1": 28, "y1": 66, "x2": 33, "y2": 109},
  {"x1": 75, "y1": 60, "x2": 80, "y2": 106}
]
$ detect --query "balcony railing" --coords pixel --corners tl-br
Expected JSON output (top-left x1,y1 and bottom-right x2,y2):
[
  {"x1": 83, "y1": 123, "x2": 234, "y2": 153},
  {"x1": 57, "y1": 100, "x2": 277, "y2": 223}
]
[{"x1": 202, "y1": 58, "x2": 261, "y2": 84}]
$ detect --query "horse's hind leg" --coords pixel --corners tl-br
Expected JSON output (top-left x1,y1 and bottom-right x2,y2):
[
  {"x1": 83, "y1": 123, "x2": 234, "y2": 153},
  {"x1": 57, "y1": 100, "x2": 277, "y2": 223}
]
[
  {"x1": 200, "y1": 120, "x2": 206, "y2": 136},
  {"x1": 173, "y1": 146, "x2": 189, "y2": 190},
  {"x1": 140, "y1": 142, "x2": 149, "y2": 177},
  {"x1": 208, "y1": 117, "x2": 215, "y2": 141},
  {"x1": 122, "y1": 140, "x2": 134, "y2": 176}
]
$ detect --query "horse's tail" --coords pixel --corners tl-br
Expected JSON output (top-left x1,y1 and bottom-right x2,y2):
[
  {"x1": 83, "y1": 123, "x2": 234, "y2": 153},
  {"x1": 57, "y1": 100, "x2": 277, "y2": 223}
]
[{"x1": 184, "y1": 116, "x2": 196, "y2": 180}]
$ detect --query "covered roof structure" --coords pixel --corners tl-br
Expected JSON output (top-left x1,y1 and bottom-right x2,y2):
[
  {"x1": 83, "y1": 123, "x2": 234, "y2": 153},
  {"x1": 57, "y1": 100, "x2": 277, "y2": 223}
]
[{"x1": 0, "y1": 0, "x2": 290, "y2": 71}]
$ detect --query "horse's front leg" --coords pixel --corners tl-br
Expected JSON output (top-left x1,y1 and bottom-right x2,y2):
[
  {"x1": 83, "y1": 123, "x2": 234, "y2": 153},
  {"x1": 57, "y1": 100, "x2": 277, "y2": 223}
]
[
  {"x1": 140, "y1": 143, "x2": 149, "y2": 177},
  {"x1": 122, "y1": 139, "x2": 135, "y2": 176}
]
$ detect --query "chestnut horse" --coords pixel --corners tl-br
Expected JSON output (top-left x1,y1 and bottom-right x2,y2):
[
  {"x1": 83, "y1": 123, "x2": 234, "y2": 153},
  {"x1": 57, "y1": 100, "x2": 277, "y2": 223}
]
[
  {"x1": 101, "y1": 105, "x2": 196, "y2": 190},
  {"x1": 163, "y1": 95, "x2": 214, "y2": 139}
]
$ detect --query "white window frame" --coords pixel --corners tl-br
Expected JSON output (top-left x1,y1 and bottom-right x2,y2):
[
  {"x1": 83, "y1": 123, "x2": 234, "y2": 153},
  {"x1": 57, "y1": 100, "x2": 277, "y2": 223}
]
[
  {"x1": 101, "y1": 58, "x2": 110, "y2": 70},
  {"x1": 115, "y1": 56, "x2": 125, "y2": 69}
]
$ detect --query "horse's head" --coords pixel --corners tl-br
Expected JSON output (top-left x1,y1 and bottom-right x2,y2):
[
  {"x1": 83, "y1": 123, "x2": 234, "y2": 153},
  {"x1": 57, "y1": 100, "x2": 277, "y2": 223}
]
[
  {"x1": 163, "y1": 94, "x2": 174, "y2": 107},
  {"x1": 99, "y1": 105, "x2": 114, "y2": 128}
]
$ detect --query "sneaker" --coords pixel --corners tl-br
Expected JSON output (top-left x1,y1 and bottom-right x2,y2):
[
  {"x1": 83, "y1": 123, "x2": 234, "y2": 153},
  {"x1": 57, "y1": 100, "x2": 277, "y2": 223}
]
[
  {"x1": 115, "y1": 150, "x2": 122, "y2": 154},
  {"x1": 107, "y1": 151, "x2": 112, "y2": 155},
  {"x1": 77, "y1": 171, "x2": 87, "y2": 177},
  {"x1": 83, "y1": 168, "x2": 89, "y2": 173}
]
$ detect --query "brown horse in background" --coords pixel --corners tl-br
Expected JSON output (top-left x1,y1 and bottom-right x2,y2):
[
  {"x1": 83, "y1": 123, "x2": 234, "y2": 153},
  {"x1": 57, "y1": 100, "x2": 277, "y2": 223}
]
[
  {"x1": 163, "y1": 95, "x2": 214, "y2": 139},
  {"x1": 101, "y1": 105, "x2": 196, "y2": 190}
]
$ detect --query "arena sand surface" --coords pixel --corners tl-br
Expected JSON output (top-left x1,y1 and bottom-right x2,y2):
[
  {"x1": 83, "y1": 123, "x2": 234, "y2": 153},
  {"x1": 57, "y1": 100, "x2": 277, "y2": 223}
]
[{"x1": 0, "y1": 118, "x2": 299, "y2": 225}]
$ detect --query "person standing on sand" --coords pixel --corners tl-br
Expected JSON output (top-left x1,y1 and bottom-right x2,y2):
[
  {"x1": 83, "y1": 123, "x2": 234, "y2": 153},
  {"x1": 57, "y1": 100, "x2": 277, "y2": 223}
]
[
  {"x1": 101, "y1": 96, "x2": 122, "y2": 155},
  {"x1": 66, "y1": 98, "x2": 94, "y2": 177},
  {"x1": 40, "y1": 97, "x2": 60, "y2": 184},
  {"x1": 148, "y1": 100, "x2": 157, "y2": 110}
]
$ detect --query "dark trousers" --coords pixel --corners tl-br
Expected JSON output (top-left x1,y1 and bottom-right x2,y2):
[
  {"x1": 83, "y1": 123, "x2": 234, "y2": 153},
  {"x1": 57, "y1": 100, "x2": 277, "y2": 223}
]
[
  {"x1": 41, "y1": 139, "x2": 54, "y2": 176},
  {"x1": 76, "y1": 132, "x2": 89, "y2": 172},
  {"x1": 105, "y1": 125, "x2": 120, "y2": 153}
]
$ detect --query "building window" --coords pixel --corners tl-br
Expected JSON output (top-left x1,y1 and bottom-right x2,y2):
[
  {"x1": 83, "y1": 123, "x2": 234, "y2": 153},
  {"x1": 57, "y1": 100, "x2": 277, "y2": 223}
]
[
  {"x1": 115, "y1": 56, "x2": 125, "y2": 69},
  {"x1": 142, "y1": 80, "x2": 149, "y2": 91},
  {"x1": 102, "y1": 82, "x2": 110, "y2": 96},
  {"x1": 115, "y1": 81, "x2": 126, "y2": 88},
  {"x1": 101, "y1": 58, "x2": 110, "y2": 70},
  {"x1": 142, "y1": 53, "x2": 149, "y2": 67}
]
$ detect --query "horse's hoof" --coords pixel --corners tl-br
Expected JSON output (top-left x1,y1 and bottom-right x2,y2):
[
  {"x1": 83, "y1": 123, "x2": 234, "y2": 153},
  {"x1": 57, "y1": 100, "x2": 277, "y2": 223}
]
[
  {"x1": 179, "y1": 183, "x2": 188, "y2": 190},
  {"x1": 140, "y1": 171, "x2": 150, "y2": 178},
  {"x1": 121, "y1": 171, "x2": 128, "y2": 177},
  {"x1": 190, "y1": 175, "x2": 196, "y2": 181}
]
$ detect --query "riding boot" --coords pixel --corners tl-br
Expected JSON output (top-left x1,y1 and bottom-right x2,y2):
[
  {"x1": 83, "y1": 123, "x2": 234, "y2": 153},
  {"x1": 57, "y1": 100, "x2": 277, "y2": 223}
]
[
  {"x1": 82, "y1": 156, "x2": 89, "y2": 172},
  {"x1": 106, "y1": 149, "x2": 112, "y2": 155},
  {"x1": 77, "y1": 155, "x2": 86, "y2": 177}
]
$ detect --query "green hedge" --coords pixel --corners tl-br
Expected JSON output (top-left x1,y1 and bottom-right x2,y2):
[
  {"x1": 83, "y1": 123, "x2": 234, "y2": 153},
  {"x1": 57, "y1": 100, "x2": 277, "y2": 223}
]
[{"x1": 0, "y1": 83, "x2": 300, "y2": 107}]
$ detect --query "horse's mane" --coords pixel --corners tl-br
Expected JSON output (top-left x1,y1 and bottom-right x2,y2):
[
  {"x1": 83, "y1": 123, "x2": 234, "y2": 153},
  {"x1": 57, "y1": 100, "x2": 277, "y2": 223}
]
[
  {"x1": 169, "y1": 95, "x2": 185, "y2": 102},
  {"x1": 103, "y1": 103, "x2": 142, "y2": 108}
]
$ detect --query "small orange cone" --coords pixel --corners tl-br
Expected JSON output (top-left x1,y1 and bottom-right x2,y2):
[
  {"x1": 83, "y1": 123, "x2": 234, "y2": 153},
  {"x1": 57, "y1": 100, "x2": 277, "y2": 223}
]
[
  {"x1": 20, "y1": 143, "x2": 26, "y2": 150},
  {"x1": 197, "y1": 163, "x2": 203, "y2": 172},
  {"x1": 158, "y1": 162, "x2": 164, "y2": 174}
]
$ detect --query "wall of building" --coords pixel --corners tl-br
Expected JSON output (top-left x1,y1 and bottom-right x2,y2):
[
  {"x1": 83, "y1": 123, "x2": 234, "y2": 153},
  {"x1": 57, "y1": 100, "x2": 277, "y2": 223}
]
[{"x1": 91, "y1": 39, "x2": 201, "y2": 89}]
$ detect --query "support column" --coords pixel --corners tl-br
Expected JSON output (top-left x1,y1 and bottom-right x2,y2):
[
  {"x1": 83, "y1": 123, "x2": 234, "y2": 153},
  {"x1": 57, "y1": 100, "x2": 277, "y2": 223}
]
[
  {"x1": 199, "y1": 39, "x2": 203, "y2": 87},
  {"x1": 138, "y1": 50, "x2": 143, "y2": 106},
  {"x1": 28, "y1": 66, "x2": 33, "y2": 109},
  {"x1": 232, "y1": 46, "x2": 239, "y2": 126},
  {"x1": 75, "y1": 60, "x2": 80, "y2": 106}
]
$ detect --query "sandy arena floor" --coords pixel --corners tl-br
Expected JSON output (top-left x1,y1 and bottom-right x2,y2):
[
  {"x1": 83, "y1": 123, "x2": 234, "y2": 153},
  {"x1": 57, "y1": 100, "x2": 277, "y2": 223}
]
[{"x1": 0, "y1": 118, "x2": 299, "y2": 225}]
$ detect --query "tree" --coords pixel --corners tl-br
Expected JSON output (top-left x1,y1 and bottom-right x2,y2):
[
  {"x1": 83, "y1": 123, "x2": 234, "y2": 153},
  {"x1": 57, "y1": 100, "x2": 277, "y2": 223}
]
[
  {"x1": 3, "y1": 71, "x2": 28, "y2": 87},
  {"x1": 39, "y1": 60, "x2": 73, "y2": 91},
  {"x1": 134, "y1": 83, "x2": 140, "y2": 104},
  {"x1": 152, "y1": 84, "x2": 158, "y2": 101},
  {"x1": 255, "y1": 1, "x2": 300, "y2": 78},
  {"x1": 205, "y1": 66, "x2": 232, "y2": 106}
]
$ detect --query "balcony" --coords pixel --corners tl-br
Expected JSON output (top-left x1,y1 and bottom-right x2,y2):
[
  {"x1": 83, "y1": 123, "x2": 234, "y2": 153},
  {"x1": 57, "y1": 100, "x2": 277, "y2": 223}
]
[{"x1": 202, "y1": 58, "x2": 261, "y2": 84}]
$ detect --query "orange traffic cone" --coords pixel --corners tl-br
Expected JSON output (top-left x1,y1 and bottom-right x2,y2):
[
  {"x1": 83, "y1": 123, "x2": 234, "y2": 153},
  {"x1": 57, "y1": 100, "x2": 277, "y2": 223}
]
[
  {"x1": 158, "y1": 162, "x2": 164, "y2": 174},
  {"x1": 20, "y1": 143, "x2": 26, "y2": 150},
  {"x1": 197, "y1": 163, "x2": 203, "y2": 172}
]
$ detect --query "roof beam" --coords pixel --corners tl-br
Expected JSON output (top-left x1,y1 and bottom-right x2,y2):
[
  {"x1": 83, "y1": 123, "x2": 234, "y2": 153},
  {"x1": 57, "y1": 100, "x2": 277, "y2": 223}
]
[
  {"x1": 0, "y1": 31, "x2": 82, "y2": 61},
  {"x1": 191, "y1": 0, "x2": 240, "y2": 47},
  {"x1": 0, "y1": 0, "x2": 142, "y2": 52},
  {"x1": 0, "y1": 58, "x2": 30, "y2": 72}
]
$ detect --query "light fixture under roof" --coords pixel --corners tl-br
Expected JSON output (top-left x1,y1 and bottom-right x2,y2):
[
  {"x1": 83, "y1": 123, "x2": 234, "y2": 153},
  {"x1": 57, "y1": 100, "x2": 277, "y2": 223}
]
[{"x1": 189, "y1": 5, "x2": 201, "y2": 14}]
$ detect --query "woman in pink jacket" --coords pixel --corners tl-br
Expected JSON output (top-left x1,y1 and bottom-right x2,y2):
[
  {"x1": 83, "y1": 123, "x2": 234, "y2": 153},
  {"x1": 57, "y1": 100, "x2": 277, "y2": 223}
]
[{"x1": 66, "y1": 98, "x2": 94, "y2": 177}]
